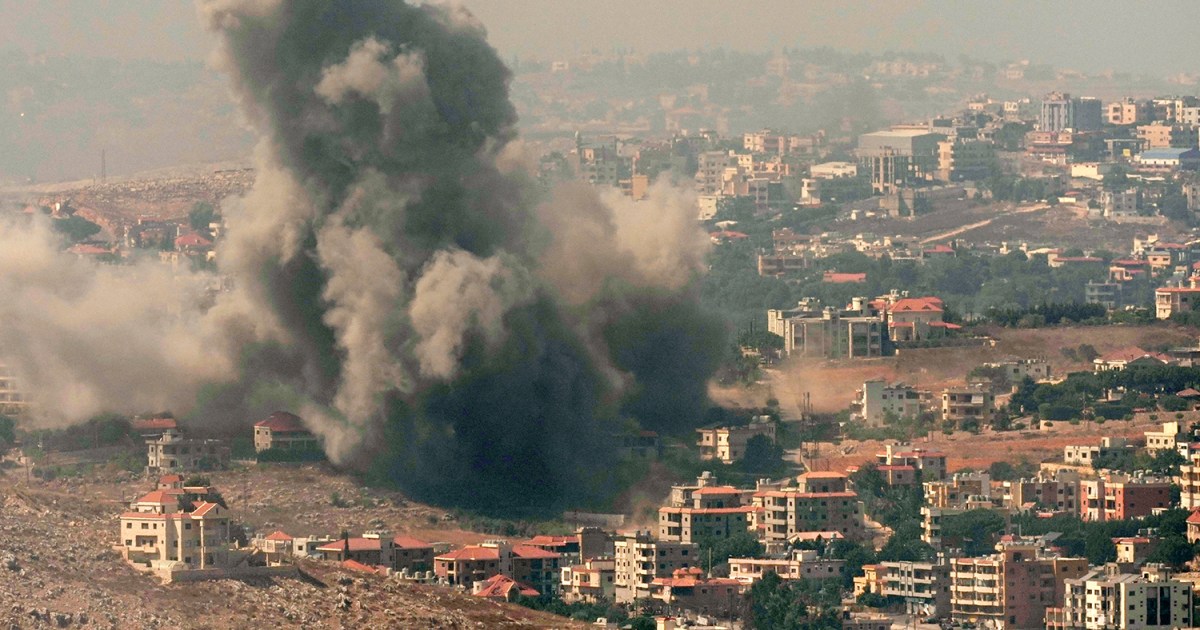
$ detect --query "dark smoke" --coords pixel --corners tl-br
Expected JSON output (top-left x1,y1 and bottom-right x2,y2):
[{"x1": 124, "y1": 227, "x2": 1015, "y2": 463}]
[{"x1": 194, "y1": 0, "x2": 725, "y2": 513}]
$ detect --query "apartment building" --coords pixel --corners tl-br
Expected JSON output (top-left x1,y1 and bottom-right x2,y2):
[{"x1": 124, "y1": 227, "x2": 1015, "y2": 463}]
[
  {"x1": 856, "y1": 129, "x2": 944, "y2": 193},
  {"x1": 119, "y1": 486, "x2": 235, "y2": 573},
  {"x1": 879, "y1": 557, "x2": 952, "y2": 618},
  {"x1": 925, "y1": 472, "x2": 992, "y2": 510},
  {"x1": 1004, "y1": 471, "x2": 1080, "y2": 515},
  {"x1": 695, "y1": 418, "x2": 777, "y2": 464},
  {"x1": 314, "y1": 532, "x2": 434, "y2": 573},
  {"x1": 1145, "y1": 421, "x2": 1184, "y2": 453},
  {"x1": 1136, "y1": 123, "x2": 1196, "y2": 149},
  {"x1": 657, "y1": 484, "x2": 756, "y2": 544},
  {"x1": 857, "y1": 380, "x2": 923, "y2": 426},
  {"x1": 950, "y1": 537, "x2": 1088, "y2": 629},
  {"x1": 940, "y1": 386, "x2": 994, "y2": 426},
  {"x1": 877, "y1": 444, "x2": 948, "y2": 481},
  {"x1": 1063, "y1": 437, "x2": 1132, "y2": 465},
  {"x1": 253, "y1": 411, "x2": 322, "y2": 453},
  {"x1": 145, "y1": 429, "x2": 230, "y2": 475},
  {"x1": 1156, "y1": 286, "x2": 1200, "y2": 319},
  {"x1": 1177, "y1": 454, "x2": 1200, "y2": 510},
  {"x1": 613, "y1": 531, "x2": 699, "y2": 603},
  {"x1": 560, "y1": 557, "x2": 616, "y2": 604},
  {"x1": 766, "y1": 302, "x2": 883, "y2": 359},
  {"x1": 649, "y1": 567, "x2": 741, "y2": 617},
  {"x1": 750, "y1": 472, "x2": 866, "y2": 543},
  {"x1": 434, "y1": 541, "x2": 561, "y2": 595},
  {"x1": 1079, "y1": 473, "x2": 1172, "y2": 522},
  {"x1": 0, "y1": 363, "x2": 29, "y2": 417},
  {"x1": 1046, "y1": 564, "x2": 1192, "y2": 630},
  {"x1": 1100, "y1": 188, "x2": 1139, "y2": 218},
  {"x1": 727, "y1": 549, "x2": 844, "y2": 586}
]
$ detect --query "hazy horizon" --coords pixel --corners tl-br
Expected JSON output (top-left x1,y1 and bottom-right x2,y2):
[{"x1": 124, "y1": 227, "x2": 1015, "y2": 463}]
[{"x1": 1, "y1": 0, "x2": 1199, "y2": 75}]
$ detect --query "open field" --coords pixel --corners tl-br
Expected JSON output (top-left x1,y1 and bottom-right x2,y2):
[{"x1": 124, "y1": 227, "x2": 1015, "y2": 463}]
[
  {"x1": 712, "y1": 323, "x2": 1199, "y2": 419},
  {"x1": 0, "y1": 465, "x2": 585, "y2": 629}
]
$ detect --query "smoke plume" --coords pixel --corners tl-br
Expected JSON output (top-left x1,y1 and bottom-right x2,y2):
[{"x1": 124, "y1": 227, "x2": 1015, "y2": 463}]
[{"x1": 0, "y1": 0, "x2": 725, "y2": 513}]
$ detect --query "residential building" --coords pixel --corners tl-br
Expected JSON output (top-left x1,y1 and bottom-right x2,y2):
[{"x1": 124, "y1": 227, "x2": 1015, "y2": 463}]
[
  {"x1": 1004, "y1": 470, "x2": 1080, "y2": 515},
  {"x1": 876, "y1": 444, "x2": 948, "y2": 481},
  {"x1": 925, "y1": 472, "x2": 992, "y2": 510},
  {"x1": 118, "y1": 485, "x2": 235, "y2": 573},
  {"x1": 434, "y1": 541, "x2": 561, "y2": 595},
  {"x1": 886, "y1": 296, "x2": 960, "y2": 342},
  {"x1": 613, "y1": 531, "x2": 698, "y2": 603},
  {"x1": 526, "y1": 527, "x2": 611, "y2": 565},
  {"x1": 315, "y1": 532, "x2": 396, "y2": 567},
  {"x1": 1079, "y1": 473, "x2": 1172, "y2": 522},
  {"x1": 1187, "y1": 509, "x2": 1200, "y2": 542},
  {"x1": 1137, "y1": 123, "x2": 1196, "y2": 149},
  {"x1": 1113, "y1": 535, "x2": 1158, "y2": 564},
  {"x1": 767, "y1": 300, "x2": 884, "y2": 359},
  {"x1": 878, "y1": 557, "x2": 952, "y2": 618},
  {"x1": 1106, "y1": 98, "x2": 1150, "y2": 126},
  {"x1": 0, "y1": 363, "x2": 29, "y2": 417},
  {"x1": 728, "y1": 549, "x2": 845, "y2": 586},
  {"x1": 856, "y1": 380, "x2": 923, "y2": 427},
  {"x1": 145, "y1": 429, "x2": 229, "y2": 475},
  {"x1": 983, "y1": 359, "x2": 1051, "y2": 384},
  {"x1": 1176, "y1": 455, "x2": 1200, "y2": 510},
  {"x1": 940, "y1": 386, "x2": 994, "y2": 426},
  {"x1": 1064, "y1": 437, "x2": 1133, "y2": 466},
  {"x1": 857, "y1": 129, "x2": 945, "y2": 193},
  {"x1": 658, "y1": 483, "x2": 756, "y2": 544},
  {"x1": 1093, "y1": 347, "x2": 1171, "y2": 371},
  {"x1": 1101, "y1": 188, "x2": 1139, "y2": 218},
  {"x1": 472, "y1": 574, "x2": 539, "y2": 602},
  {"x1": 1134, "y1": 147, "x2": 1200, "y2": 172},
  {"x1": 750, "y1": 472, "x2": 866, "y2": 543},
  {"x1": 950, "y1": 536, "x2": 1088, "y2": 629},
  {"x1": 1145, "y1": 421, "x2": 1183, "y2": 453},
  {"x1": 1040, "y1": 92, "x2": 1074, "y2": 133},
  {"x1": 1085, "y1": 281, "x2": 1123, "y2": 310},
  {"x1": 648, "y1": 567, "x2": 741, "y2": 617},
  {"x1": 695, "y1": 418, "x2": 777, "y2": 464},
  {"x1": 936, "y1": 138, "x2": 997, "y2": 181},
  {"x1": 560, "y1": 557, "x2": 616, "y2": 604},
  {"x1": 1046, "y1": 563, "x2": 1192, "y2": 630},
  {"x1": 253, "y1": 411, "x2": 322, "y2": 453},
  {"x1": 810, "y1": 161, "x2": 858, "y2": 179},
  {"x1": 921, "y1": 501, "x2": 1005, "y2": 549},
  {"x1": 1156, "y1": 286, "x2": 1200, "y2": 319}
]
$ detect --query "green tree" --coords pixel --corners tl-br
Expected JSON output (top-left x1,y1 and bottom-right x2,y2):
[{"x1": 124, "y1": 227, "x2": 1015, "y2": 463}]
[
  {"x1": 1084, "y1": 528, "x2": 1116, "y2": 565},
  {"x1": 740, "y1": 434, "x2": 787, "y2": 475},
  {"x1": 52, "y1": 216, "x2": 102, "y2": 243},
  {"x1": 189, "y1": 201, "x2": 217, "y2": 233}
]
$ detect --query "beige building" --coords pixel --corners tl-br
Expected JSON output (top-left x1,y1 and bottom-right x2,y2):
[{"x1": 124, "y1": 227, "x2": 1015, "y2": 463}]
[
  {"x1": 613, "y1": 531, "x2": 698, "y2": 603},
  {"x1": 750, "y1": 472, "x2": 866, "y2": 543},
  {"x1": 1178, "y1": 454, "x2": 1200, "y2": 510},
  {"x1": 1047, "y1": 563, "x2": 1192, "y2": 630},
  {"x1": 0, "y1": 363, "x2": 30, "y2": 417},
  {"x1": 1156, "y1": 287, "x2": 1200, "y2": 319},
  {"x1": 728, "y1": 549, "x2": 844, "y2": 586},
  {"x1": 940, "y1": 387, "x2": 994, "y2": 426},
  {"x1": 560, "y1": 557, "x2": 616, "y2": 604},
  {"x1": 695, "y1": 418, "x2": 777, "y2": 464},
  {"x1": 145, "y1": 429, "x2": 230, "y2": 475},
  {"x1": 648, "y1": 567, "x2": 741, "y2": 617},
  {"x1": 118, "y1": 486, "x2": 235, "y2": 573},
  {"x1": 253, "y1": 411, "x2": 321, "y2": 453},
  {"x1": 879, "y1": 557, "x2": 952, "y2": 618},
  {"x1": 951, "y1": 536, "x2": 1088, "y2": 629},
  {"x1": 434, "y1": 541, "x2": 561, "y2": 595},
  {"x1": 658, "y1": 484, "x2": 756, "y2": 544}
]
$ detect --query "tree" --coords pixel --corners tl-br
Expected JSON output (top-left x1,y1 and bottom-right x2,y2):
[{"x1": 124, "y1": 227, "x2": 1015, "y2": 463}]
[
  {"x1": 940, "y1": 509, "x2": 1005, "y2": 556},
  {"x1": 1084, "y1": 528, "x2": 1116, "y2": 565},
  {"x1": 1147, "y1": 537, "x2": 1196, "y2": 568},
  {"x1": 740, "y1": 434, "x2": 786, "y2": 475},
  {"x1": 189, "y1": 201, "x2": 217, "y2": 233},
  {"x1": 0, "y1": 415, "x2": 14, "y2": 446},
  {"x1": 52, "y1": 216, "x2": 102, "y2": 243}
]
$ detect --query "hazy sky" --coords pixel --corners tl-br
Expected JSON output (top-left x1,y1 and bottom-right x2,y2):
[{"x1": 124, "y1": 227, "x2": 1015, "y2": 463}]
[{"x1": 1, "y1": 0, "x2": 1198, "y2": 75}]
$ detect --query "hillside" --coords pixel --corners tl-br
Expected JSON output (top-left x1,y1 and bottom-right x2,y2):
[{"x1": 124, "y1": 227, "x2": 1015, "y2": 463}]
[{"x1": 0, "y1": 466, "x2": 585, "y2": 629}]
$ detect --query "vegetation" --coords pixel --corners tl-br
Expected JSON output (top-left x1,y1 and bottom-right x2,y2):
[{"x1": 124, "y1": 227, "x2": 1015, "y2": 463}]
[
  {"x1": 52, "y1": 215, "x2": 102, "y2": 243},
  {"x1": 1011, "y1": 509, "x2": 1197, "y2": 567},
  {"x1": 745, "y1": 572, "x2": 842, "y2": 629}
]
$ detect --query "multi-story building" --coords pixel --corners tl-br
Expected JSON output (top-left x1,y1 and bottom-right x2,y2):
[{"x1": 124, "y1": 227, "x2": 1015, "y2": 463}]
[
  {"x1": 1101, "y1": 188, "x2": 1139, "y2": 218},
  {"x1": 925, "y1": 472, "x2": 992, "y2": 510},
  {"x1": 1063, "y1": 437, "x2": 1132, "y2": 465},
  {"x1": 940, "y1": 386, "x2": 994, "y2": 426},
  {"x1": 857, "y1": 129, "x2": 945, "y2": 193},
  {"x1": 879, "y1": 557, "x2": 952, "y2": 618},
  {"x1": 877, "y1": 444, "x2": 948, "y2": 481},
  {"x1": 575, "y1": 137, "x2": 621, "y2": 187},
  {"x1": 560, "y1": 557, "x2": 616, "y2": 604},
  {"x1": 750, "y1": 472, "x2": 866, "y2": 543},
  {"x1": 727, "y1": 549, "x2": 844, "y2": 586},
  {"x1": 1003, "y1": 470, "x2": 1080, "y2": 515},
  {"x1": 695, "y1": 418, "x2": 777, "y2": 464},
  {"x1": 1040, "y1": 92, "x2": 1074, "y2": 133},
  {"x1": 145, "y1": 429, "x2": 229, "y2": 475},
  {"x1": 253, "y1": 411, "x2": 322, "y2": 453},
  {"x1": 856, "y1": 380, "x2": 923, "y2": 427},
  {"x1": 695, "y1": 151, "x2": 739, "y2": 195},
  {"x1": 951, "y1": 536, "x2": 1088, "y2": 629},
  {"x1": 0, "y1": 363, "x2": 30, "y2": 417},
  {"x1": 1085, "y1": 281, "x2": 1123, "y2": 310},
  {"x1": 613, "y1": 531, "x2": 699, "y2": 603},
  {"x1": 921, "y1": 501, "x2": 1005, "y2": 549},
  {"x1": 118, "y1": 485, "x2": 235, "y2": 573},
  {"x1": 658, "y1": 484, "x2": 756, "y2": 544},
  {"x1": 1046, "y1": 564, "x2": 1192, "y2": 630},
  {"x1": 1106, "y1": 98, "x2": 1150, "y2": 126},
  {"x1": 1079, "y1": 473, "x2": 1172, "y2": 522},
  {"x1": 1145, "y1": 421, "x2": 1183, "y2": 453},
  {"x1": 886, "y1": 296, "x2": 958, "y2": 343},
  {"x1": 1113, "y1": 535, "x2": 1158, "y2": 564},
  {"x1": 809, "y1": 161, "x2": 858, "y2": 179},
  {"x1": 648, "y1": 567, "x2": 741, "y2": 617},
  {"x1": 767, "y1": 301, "x2": 883, "y2": 359},
  {"x1": 1156, "y1": 286, "x2": 1200, "y2": 319},
  {"x1": 1178, "y1": 454, "x2": 1200, "y2": 510},
  {"x1": 936, "y1": 138, "x2": 997, "y2": 181},
  {"x1": 314, "y1": 532, "x2": 434, "y2": 573},
  {"x1": 434, "y1": 541, "x2": 561, "y2": 595},
  {"x1": 1136, "y1": 122, "x2": 1197, "y2": 149}
]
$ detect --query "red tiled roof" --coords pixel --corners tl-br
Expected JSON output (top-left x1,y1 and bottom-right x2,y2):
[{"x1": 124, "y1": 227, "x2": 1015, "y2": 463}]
[
  {"x1": 316, "y1": 537, "x2": 383, "y2": 553},
  {"x1": 135, "y1": 489, "x2": 184, "y2": 505},
  {"x1": 660, "y1": 506, "x2": 757, "y2": 515},
  {"x1": 392, "y1": 535, "x2": 432, "y2": 549},
  {"x1": 67, "y1": 243, "x2": 114, "y2": 256},
  {"x1": 1177, "y1": 388, "x2": 1200, "y2": 398},
  {"x1": 1187, "y1": 509, "x2": 1200, "y2": 525},
  {"x1": 525, "y1": 535, "x2": 575, "y2": 547},
  {"x1": 255, "y1": 411, "x2": 307, "y2": 432},
  {"x1": 342, "y1": 559, "x2": 384, "y2": 574},
  {"x1": 877, "y1": 465, "x2": 915, "y2": 471},
  {"x1": 1157, "y1": 287, "x2": 1200, "y2": 293},
  {"x1": 1097, "y1": 347, "x2": 1167, "y2": 363},
  {"x1": 800, "y1": 471, "x2": 847, "y2": 479},
  {"x1": 923, "y1": 244, "x2": 954, "y2": 254},
  {"x1": 928, "y1": 321, "x2": 962, "y2": 329},
  {"x1": 822, "y1": 272, "x2": 867, "y2": 283},
  {"x1": 190, "y1": 502, "x2": 221, "y2": 517},
  {"x1": 473, "y1": 574, "x2": 540, "y2": 599},
  {"x1": 133, "y1": 418, "x2": 178, "y2": 431},
  {"x1": 889, "y1": 297, "x2": 944, "y2": 313},
  {"x1": 693, "y1": 486, "x2": 742, "y2": 495},
  {"x1": 174, "y1": 233, "x2": 213, "y2": 248},
  {"x1": 437, "y1": 546, "x2": 500, "y2": 561},
  {"x1": 158, "y1": 474, "x2": 183, "y2": 484},
  {"x1": 265, "y1": 531, "x2": 294, "y2": 542}
]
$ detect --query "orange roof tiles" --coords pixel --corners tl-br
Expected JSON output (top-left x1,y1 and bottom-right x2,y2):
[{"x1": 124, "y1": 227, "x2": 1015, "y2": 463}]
[
  {"x1": 473, "y1": 574, "x2": 540, "y2": 599},
  {"x1": 265, "y1": 531, "x2": 294, "y2": 542},
  {"x1": 255, "y1": 411, "x2": 307, "y2": 432},
  {"x1": 316, "y1": 537, "x2": 383, "y2": 553},
  {"x1": 392, "y1": 535, "x2": 432, "y2": 549}
]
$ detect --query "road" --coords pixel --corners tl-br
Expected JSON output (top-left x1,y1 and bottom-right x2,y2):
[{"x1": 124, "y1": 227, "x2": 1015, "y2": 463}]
[{"x1": 919, "y1": 202, "x2": 1048, "y2": 245}]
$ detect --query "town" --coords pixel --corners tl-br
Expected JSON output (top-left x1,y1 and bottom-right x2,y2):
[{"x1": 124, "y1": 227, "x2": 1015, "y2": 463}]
[{"x1": 11, "y1": 3, "x2": 1200, "y2": 630}]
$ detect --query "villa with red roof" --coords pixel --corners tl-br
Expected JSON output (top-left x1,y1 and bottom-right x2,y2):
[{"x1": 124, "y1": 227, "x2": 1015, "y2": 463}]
[
  {"x1": 314, "y1": 532, "x2": 434, "y2": 573},
  {"x1": 1092, "y1": 347, "x2": 1173, "y2": 372},
  {"x1": 434, "y1": 541, "x2": 561, "y2": 595},
  {"x1": 648, "y1": 567, "x2": 741, "y2": 617},
  {"x1": 472, "y1": 574, "x2": 540, "y2": 601},
  {"x1": 118, "y1": 483, "x2": 235, "y2": 575},
  {"x1": 253, "y1": 411, "x2": 322, "y2": 453},
  {"x1": 885, "y1": 296, "x2": 960, "y2": 342}
]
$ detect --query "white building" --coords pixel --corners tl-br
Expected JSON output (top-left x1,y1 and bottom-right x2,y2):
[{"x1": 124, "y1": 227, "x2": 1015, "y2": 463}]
[
  {"x1": 1051, "y1": 564, "x2": 1192, "y2": 629},
  {"x1": 727, "y1": 549, "x2": 844, "y2": 585},
  {"x1": 1101, "y1": 189, "x2": 1139, "y2": 218},
  {"x1": 809, "y1": 161, "x2": 858, "y2": 179},
  {"x1": 857, "y1": 380, "x2": 924, "y2": 427}
]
